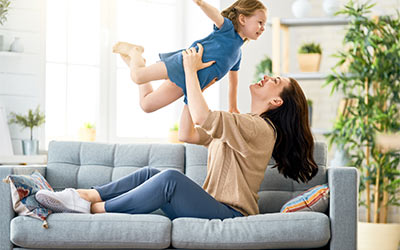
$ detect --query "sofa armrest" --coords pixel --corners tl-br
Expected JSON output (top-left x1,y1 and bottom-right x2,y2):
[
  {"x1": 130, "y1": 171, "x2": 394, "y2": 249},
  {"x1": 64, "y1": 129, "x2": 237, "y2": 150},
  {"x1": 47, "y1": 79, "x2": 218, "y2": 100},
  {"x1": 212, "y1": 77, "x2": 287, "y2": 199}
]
[
  {"x1": 0, "y1": 166, "x2": 47, "y2": 250},
  {"x1": 327, "y1": 166, "x2": 359, "y2": 250}
]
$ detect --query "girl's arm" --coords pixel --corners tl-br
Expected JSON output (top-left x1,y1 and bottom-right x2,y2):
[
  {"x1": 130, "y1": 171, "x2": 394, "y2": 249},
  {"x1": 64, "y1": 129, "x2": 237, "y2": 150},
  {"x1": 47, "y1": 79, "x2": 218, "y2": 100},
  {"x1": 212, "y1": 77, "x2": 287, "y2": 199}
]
[
  {"x1": 178, "y1": 105, "x2": 202, "y2": 144},
  {"x1": 228, "y1": 71, "x2": 240, "y2": 113},
  {"x1": 182, "y1": 43, "x2": 215, "y2": 125},
  {"x1": 193, "y1": 0, "x2": 224, "y2": 29}
]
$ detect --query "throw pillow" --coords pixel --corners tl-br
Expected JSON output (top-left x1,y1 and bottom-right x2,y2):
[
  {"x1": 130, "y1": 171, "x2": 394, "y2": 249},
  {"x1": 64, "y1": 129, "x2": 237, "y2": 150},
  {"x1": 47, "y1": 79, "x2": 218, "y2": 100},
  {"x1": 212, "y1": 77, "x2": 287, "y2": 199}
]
[
  {"x1": 3, "y1": 171, "x2": 53, "y2": 228},
  {"x1": 280, "y1": 184, "x2": 329, "y2": 213}
]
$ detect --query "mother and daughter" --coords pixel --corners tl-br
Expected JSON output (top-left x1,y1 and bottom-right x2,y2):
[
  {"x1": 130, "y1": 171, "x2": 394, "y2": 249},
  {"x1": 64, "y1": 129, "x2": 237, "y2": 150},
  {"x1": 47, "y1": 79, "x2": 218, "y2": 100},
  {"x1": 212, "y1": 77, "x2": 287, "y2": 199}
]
[{"x1": 36, "y1": 0, "x2": 318, "y2": 220}]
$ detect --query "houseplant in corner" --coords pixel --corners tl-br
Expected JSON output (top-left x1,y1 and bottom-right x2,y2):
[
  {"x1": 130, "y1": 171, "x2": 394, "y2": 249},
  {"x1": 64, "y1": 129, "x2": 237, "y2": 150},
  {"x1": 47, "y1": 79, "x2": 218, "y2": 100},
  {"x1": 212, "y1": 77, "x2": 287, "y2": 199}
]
[
  {"x1": 9, "y1": 106, "x2": 45, "y2": 155},
  {"x1": 297, "y1": 42, "x2": 322, "y2": 72},
  {"x1": 325, "y1": 1, "x2": 400, "y2": 249}
]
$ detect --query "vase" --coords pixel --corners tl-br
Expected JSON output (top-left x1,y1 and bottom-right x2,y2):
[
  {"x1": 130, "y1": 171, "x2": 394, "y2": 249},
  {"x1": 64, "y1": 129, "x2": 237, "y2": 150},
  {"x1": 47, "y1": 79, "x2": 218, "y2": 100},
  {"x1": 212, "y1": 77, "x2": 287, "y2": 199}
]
[
  {"x1": 78, "y1": 128, "x2": 96, "y2": 142},
  {"x1": 292, "y1": 0, "x2": 312, "y2": 18},
  {"x1": 10, "y1": 37, "x2": 24, "y2": 53},
  {"x1": 330, "y1": 146, "x2": 350, "y2": 167},
  {"x1": 297, "y1": 53, "x2": 321, "y2": 72},
  {"x1": 22, "y1": 139, "x2": 39, "y2": 155},
  {"x1": 168, "y1": 130, "x2": 181, "y2": 144},
  {"x1": 358, "y1": 222, "x2": 400, "y2": 250},
  {"x1": 322, "y1": 0, "x2": 340, "y2": 17}
]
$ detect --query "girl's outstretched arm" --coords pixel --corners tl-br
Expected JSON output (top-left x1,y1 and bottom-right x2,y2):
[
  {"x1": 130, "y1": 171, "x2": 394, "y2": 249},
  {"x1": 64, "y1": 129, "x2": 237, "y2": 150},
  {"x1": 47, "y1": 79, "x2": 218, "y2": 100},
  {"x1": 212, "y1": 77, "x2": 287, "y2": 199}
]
[
  {"x1": 228, "y1": 71, "x2": 240, "y2": 113},
  {"x1": 182, "y1": 43, "x2": 215, "y2": 125},
  {"x1": 193, "y1": 0, "x2": 224, "y2": 28}
]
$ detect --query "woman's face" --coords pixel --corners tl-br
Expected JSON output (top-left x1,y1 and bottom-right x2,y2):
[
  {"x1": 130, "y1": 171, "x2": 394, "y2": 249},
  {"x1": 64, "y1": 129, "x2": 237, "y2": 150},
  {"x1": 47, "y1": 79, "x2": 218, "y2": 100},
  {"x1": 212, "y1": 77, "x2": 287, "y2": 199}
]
[{"x1": 249, "y1": 75, "x2": 290, "y2": 108}]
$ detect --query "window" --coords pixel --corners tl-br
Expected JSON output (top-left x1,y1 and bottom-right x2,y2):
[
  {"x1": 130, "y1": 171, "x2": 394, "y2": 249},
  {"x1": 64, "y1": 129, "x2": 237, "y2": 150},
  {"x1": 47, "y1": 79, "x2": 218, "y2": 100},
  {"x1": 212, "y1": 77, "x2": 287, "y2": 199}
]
[
  {"x1": 45, "y1": 0, "x2": 100, "y2": 143},
  {"x1": 46, "y1": 0, "x2": 220, "y2": 145}
]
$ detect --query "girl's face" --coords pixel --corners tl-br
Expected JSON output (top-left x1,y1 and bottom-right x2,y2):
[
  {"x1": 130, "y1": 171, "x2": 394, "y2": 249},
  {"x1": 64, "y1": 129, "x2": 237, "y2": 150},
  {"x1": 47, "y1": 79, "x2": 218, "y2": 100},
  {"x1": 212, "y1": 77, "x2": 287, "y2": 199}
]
[{"x1": 239, "y1": 9, "x2": 267, "y2": 40}]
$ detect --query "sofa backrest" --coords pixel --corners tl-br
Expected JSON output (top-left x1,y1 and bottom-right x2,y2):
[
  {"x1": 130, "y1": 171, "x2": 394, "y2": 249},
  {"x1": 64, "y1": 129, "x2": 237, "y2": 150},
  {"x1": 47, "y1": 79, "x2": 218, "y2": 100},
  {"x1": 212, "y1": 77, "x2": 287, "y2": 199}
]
[
  {"x1": 47, "y1": 141, "x2": 327, "y2": 214},
  {"x1": 46, "y1": 141, "x2": 185, "y2": 190},
  {"x1": 185, "y1": 142, "x2": 328, "y2": 213}
]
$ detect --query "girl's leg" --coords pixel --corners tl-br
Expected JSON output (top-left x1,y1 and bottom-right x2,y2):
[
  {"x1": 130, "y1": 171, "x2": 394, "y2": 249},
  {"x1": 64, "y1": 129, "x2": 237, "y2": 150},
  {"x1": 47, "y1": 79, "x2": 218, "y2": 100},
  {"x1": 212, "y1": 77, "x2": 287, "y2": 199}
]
[
  {"x1": 103, "y1": 169, "x2": 243, "y2": 220},
  {"x1": 139, "y1": 80, "x2": 183, "y2": 113},
  {"x1": 120, "y1": 54, "x2": 183, "y2": 113},
  {"x1": 115, "y1": 42, "x2": 168, "y2": 84}
]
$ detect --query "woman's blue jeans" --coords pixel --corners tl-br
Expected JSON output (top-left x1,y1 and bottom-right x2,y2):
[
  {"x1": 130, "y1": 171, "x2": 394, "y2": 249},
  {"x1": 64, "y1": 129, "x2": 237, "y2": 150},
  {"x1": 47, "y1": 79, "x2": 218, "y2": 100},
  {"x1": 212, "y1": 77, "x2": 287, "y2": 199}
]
[{"x1": 93, "y1": 167, "x2": 243, "y2": 220}]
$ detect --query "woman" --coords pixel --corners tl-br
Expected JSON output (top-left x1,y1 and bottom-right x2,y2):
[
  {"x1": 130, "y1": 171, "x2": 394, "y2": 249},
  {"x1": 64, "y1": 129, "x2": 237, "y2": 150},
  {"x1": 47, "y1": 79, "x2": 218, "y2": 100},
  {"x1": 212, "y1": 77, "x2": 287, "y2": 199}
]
[{"x1": 36, "y1": 44, "x2": 318, "y2": 220}]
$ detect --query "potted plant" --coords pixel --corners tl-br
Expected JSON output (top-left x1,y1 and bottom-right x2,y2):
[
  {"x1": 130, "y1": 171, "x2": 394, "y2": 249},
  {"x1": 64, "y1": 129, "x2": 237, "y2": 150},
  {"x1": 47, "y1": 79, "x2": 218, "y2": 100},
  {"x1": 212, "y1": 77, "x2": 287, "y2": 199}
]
[
  {"x1": 9, "y1": 106, "x2": 45, "y2": 155},
  {"x1": 168, "y1": 123, "x2": 180, "y2": 144},
  {"x1": 325, "y1": 1, "x2": 400, "y2": 249},
  {"x1": 0, "y1": 0, "x2": 11, "y2": 51},
  {"x1": 254, "y1": 55, "x2": 272, "y2": 82},
  {"x1": 0, "y1": 0, "x2": 10, "y2": 25},
  {"x1": 297, "y1": 42, "x2": 322, "y2": 72},
  {"x1": 78, "y1": 122, "x2": 96, "y2": 142}
]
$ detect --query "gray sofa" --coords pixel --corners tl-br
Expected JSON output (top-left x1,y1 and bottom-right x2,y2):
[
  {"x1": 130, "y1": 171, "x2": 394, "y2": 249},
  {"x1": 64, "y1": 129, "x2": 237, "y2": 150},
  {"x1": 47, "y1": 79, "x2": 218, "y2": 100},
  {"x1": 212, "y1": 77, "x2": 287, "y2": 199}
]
[{"x1": 0, "y1": 141, "x2": 359, "y2": 250}]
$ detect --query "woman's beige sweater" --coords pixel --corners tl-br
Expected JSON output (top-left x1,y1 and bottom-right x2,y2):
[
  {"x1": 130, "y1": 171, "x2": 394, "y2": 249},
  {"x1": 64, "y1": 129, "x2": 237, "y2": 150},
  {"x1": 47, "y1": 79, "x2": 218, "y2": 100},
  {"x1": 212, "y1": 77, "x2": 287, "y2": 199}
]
[{"x1": 195, "y1": 111, "x2": 276, "y2": 216}]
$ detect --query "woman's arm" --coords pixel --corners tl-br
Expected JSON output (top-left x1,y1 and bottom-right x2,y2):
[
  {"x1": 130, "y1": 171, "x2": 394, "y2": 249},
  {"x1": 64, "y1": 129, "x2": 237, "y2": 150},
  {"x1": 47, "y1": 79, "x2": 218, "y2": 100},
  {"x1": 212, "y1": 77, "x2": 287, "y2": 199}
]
[
  {"x1": 228, "y1": 71, "x2": 240, "y2": 113},
  {"x1": 193, "y1": 0, "x2": 224, "y2": 28},
  {"x1": 178, "y1": 105, "x2": 202, "y2": 144},
  {"x1": 182, "y1": 43, "x2": 215, "y2": 125}
]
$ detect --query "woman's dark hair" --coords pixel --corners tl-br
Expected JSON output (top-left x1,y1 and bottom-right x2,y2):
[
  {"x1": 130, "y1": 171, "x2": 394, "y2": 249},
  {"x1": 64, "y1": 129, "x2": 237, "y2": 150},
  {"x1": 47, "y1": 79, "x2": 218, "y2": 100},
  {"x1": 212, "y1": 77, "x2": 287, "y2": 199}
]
[
  {"x1": 260, "y1": 78, "x2": 318, "y2": 183},
  {"x1": 221, "y1": 0, "x2": 267, "y2": 42}
]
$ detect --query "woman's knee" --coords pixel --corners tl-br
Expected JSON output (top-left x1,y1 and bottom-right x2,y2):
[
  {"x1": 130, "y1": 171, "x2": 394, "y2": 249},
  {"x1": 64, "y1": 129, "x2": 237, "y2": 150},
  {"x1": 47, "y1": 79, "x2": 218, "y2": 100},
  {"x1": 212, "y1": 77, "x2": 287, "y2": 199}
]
[
  {"x1": 141, "y1": 166, "x2": 160, "y2": 177},
  {"x1": 158, "y1": 169, "x2": 184, "y2": 181}
]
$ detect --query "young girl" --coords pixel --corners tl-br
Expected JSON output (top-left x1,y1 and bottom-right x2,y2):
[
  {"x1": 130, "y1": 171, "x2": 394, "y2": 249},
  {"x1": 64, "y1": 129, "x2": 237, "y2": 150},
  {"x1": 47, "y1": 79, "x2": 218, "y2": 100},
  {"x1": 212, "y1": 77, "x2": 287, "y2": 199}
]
[{"x1": 113, "y1": 0, "x2": 267, "y2": 113}]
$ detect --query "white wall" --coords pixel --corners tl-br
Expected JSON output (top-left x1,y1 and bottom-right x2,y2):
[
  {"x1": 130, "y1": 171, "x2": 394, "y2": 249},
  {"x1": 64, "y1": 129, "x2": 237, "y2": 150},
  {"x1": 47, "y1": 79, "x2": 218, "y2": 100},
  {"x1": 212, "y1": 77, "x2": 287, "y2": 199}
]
[{"x1": 0, "y1": 0, "x2": 46, "y2": 154}]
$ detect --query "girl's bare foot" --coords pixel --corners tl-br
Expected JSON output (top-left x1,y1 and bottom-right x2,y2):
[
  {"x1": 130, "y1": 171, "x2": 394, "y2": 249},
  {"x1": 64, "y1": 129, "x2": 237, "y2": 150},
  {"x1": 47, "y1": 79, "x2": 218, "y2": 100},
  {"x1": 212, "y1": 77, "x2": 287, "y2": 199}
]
[{"x1": 112, "y1": 42, "x2": 144, "y2": 55}]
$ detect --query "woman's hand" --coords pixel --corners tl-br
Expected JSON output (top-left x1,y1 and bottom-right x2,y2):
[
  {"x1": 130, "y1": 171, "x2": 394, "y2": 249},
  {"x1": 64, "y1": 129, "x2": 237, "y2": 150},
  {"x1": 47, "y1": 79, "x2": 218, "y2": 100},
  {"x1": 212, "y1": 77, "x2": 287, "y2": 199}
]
[{"x1": 182, "y1": 43, "x2": 215, "y2": 73}]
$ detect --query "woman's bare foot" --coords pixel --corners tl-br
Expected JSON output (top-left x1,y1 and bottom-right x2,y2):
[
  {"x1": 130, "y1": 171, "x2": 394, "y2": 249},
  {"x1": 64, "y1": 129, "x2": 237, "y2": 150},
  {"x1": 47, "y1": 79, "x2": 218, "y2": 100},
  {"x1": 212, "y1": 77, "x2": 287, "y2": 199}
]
[
  {"x1": 76, "y1": 189, "x2": 102, "y2": 203},
  {"x1": 91, "y1": 202, "x2": 106, "y2": 213},
  {"x1": 112, "y1": 42, "x2": 144, "y2": 55}
]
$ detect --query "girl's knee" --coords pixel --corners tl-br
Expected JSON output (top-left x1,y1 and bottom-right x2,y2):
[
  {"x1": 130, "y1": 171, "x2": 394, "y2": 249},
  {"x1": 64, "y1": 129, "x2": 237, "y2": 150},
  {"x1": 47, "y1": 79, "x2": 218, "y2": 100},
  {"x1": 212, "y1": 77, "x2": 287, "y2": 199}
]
[
  {"x1": 139, "y1": 99, "x2": 157, "y2": 113},
  {"x1": 130, "y1": 68, "x2": 146, "y2": 84}
]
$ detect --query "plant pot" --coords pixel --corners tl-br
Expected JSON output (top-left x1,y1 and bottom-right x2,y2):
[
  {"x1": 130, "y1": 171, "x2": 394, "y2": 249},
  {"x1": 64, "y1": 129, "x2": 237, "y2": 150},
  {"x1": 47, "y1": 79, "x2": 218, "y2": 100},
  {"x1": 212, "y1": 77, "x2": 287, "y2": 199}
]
[
  {"x1": 22, "y1": 139, "x2": 39, "y2": 155},
  {"x1": 168, "y1": 131, "x2": 181, "y2": 144},
  {"x1": 358, "y1": 222, "x2": 400, "y2": 250},
  {"x1": 297, "y1": 53, "x2": 321, "y2": 72},
  {"x1": 78, "y1": 128, "x2": 96, "y2": 142}
]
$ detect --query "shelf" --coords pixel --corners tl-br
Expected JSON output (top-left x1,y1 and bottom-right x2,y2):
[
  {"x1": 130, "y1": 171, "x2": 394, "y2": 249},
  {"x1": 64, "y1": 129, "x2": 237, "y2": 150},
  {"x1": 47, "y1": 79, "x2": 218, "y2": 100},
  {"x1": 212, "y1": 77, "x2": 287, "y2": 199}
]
[
  {"x1": 0, "y1": 155, "x2": 47, "y2": 165},
  {"x1": 267, "y1": 17, "x2": 350, "y2": 27},
  {"x1": 0, "y1": 51, "x2": 24, "y2": 56},
  {"x1": 281, "y1": 72, "x2": 328, "y2": 80}
]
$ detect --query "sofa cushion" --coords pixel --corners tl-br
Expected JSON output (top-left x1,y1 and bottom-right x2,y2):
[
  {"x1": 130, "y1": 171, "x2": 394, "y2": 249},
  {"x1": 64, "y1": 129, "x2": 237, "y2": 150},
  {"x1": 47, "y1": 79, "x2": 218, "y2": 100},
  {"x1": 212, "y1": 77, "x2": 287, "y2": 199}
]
[
  {"x1": 280, "y1": 184, "x2": 329, "y2": 213},
  {"x1": 10, "y1": 213, "x2": 171, "y2": 249},
  {"x1": 172, "y1": 212, "x2": 330, "y2": 249},
  {"x1": 3, "y1": 171, "x2": 53, "y2": 227}
]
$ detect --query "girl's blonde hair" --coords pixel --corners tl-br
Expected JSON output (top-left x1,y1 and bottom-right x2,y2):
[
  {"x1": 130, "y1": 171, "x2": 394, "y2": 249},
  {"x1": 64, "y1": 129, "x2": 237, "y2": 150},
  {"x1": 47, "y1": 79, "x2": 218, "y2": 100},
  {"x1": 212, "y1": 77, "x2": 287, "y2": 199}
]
[{"x1": 221, "y1": 0, "x2": 267, "y2": 36}]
